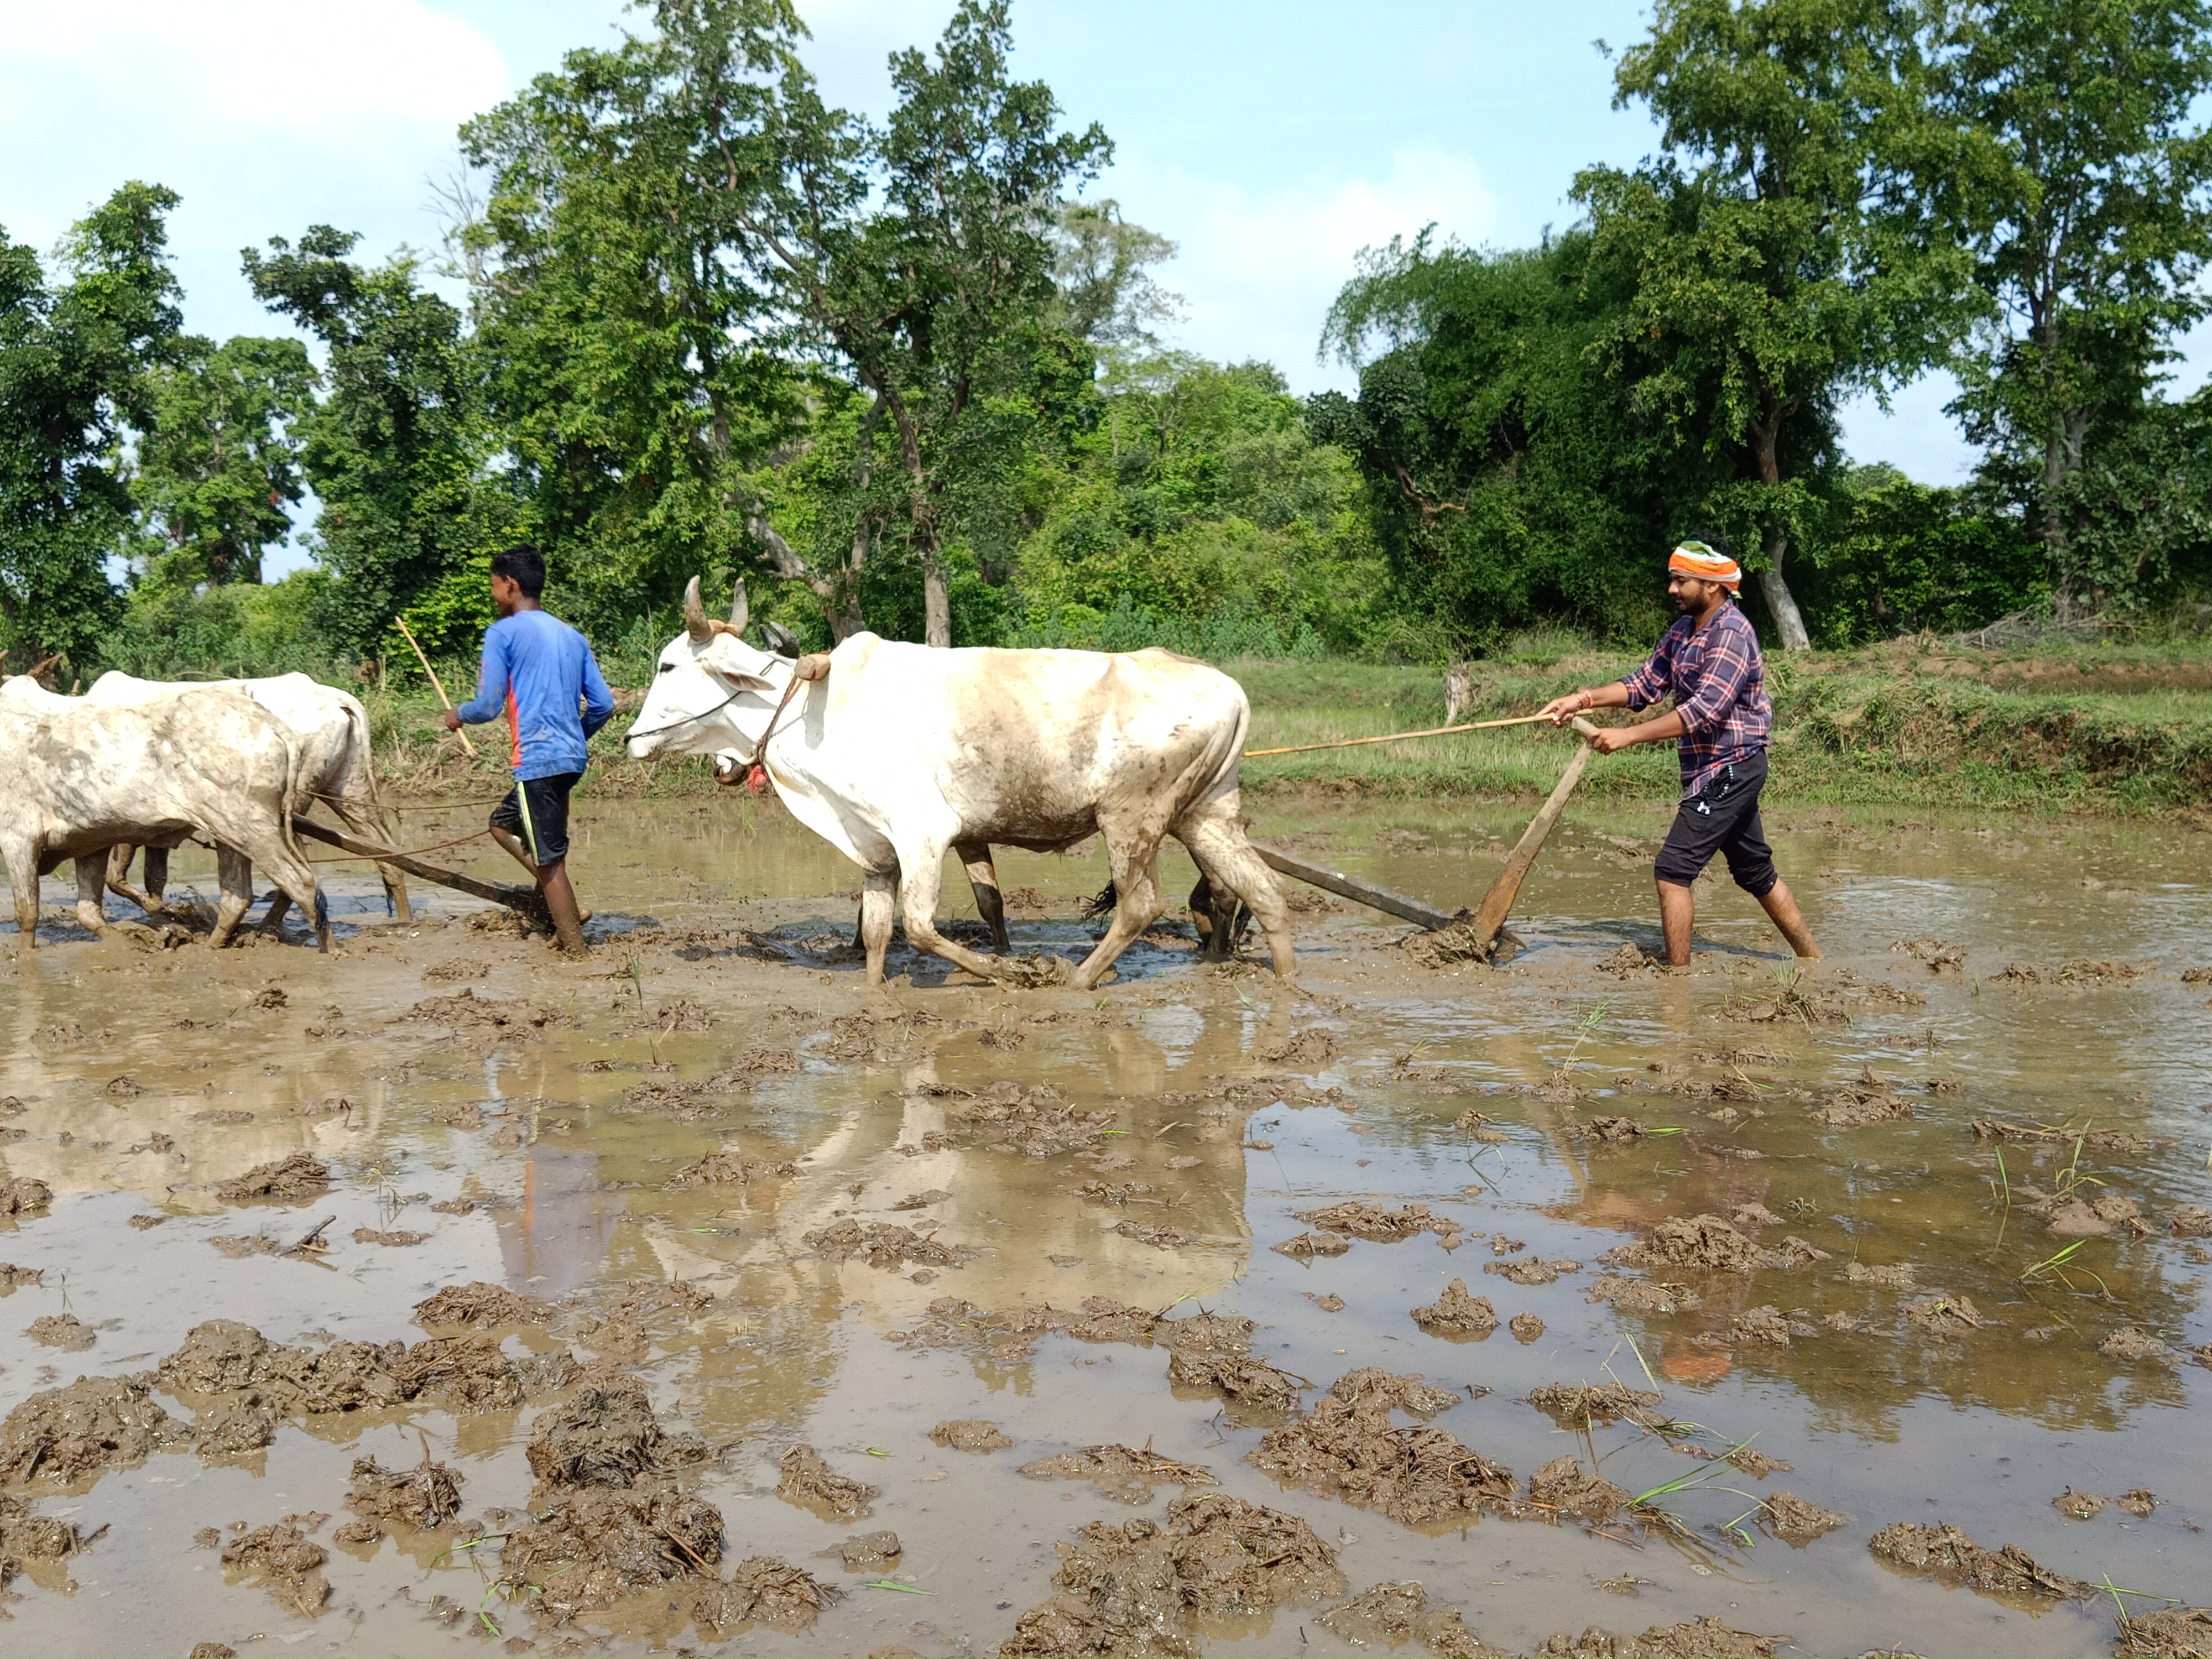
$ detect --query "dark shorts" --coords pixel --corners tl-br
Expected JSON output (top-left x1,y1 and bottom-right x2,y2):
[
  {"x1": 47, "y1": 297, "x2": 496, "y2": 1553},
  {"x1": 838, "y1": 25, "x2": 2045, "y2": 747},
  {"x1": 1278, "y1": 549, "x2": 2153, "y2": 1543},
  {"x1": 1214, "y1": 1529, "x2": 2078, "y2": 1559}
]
[
  {"x1": 1653, "y1": 751, "x2": 1777, "y2": 898},
  {"x1": 491, "y1": 772, "x2": 580, "y2": 866}
]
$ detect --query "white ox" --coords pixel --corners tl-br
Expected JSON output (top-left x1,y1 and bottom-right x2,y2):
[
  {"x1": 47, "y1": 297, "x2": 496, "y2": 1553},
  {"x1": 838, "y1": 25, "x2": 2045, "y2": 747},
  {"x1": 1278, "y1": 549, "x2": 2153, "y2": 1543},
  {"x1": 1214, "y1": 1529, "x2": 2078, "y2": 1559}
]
[
  {"x1": 84, "y1": 671, "x2": 409, "y2": 925},
  {"x1": 625, "y1": 579, "x2": 1296, "y2": 989},
  {"x1": 0, "y1": 676, "x2": 329, "y2": 953}
]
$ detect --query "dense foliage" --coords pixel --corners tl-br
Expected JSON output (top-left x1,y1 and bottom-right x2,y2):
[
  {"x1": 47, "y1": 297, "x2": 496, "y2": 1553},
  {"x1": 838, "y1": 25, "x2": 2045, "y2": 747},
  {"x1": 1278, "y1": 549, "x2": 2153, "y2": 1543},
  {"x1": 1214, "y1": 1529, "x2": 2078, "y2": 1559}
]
[{"x1": 3, "y1": 0, "x2": 2210, "y2": 685}]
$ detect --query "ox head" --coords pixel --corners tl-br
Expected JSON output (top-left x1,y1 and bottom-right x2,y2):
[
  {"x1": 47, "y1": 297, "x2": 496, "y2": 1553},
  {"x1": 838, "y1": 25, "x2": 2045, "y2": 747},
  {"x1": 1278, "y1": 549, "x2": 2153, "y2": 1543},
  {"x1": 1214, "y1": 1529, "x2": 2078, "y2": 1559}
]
[{"x1": 625, "y1": 577, "x2": 791, "y2": 764}]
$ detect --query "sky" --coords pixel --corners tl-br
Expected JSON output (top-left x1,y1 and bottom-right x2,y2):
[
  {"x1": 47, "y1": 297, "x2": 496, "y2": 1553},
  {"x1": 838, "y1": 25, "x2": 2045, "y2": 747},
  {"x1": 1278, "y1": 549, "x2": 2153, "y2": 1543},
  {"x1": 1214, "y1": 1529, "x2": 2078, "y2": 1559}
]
[{"x1": 4, "y1": 0, "x2": 2206, "y2": 578}]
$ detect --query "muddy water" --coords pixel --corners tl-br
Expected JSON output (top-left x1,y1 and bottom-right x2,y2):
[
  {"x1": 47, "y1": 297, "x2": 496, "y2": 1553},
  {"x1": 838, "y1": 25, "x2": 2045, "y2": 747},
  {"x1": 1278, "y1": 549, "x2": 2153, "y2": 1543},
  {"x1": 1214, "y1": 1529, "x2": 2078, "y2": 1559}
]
[{"x1": 1, "y1": 797, "x2": 2207, "y2": 1658}]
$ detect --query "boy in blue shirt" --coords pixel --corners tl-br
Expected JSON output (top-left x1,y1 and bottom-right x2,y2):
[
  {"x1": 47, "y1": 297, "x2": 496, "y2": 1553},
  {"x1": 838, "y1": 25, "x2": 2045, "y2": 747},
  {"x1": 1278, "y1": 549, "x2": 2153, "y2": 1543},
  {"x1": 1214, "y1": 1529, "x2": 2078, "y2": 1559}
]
[{"x1": 445, "y1": 544, "x2": 614, "y2": 956}]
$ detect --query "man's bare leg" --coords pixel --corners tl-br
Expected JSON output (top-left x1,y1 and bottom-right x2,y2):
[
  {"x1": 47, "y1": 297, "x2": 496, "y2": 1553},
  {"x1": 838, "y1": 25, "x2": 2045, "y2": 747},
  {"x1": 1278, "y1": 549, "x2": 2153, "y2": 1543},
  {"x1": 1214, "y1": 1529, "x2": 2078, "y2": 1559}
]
[
  {"x1": 1657, "y1": 879, "x2": 1695, "y2": 967},
  {"x1": 1757, "y1": 879, "x2": 1821, "y2": 959}
]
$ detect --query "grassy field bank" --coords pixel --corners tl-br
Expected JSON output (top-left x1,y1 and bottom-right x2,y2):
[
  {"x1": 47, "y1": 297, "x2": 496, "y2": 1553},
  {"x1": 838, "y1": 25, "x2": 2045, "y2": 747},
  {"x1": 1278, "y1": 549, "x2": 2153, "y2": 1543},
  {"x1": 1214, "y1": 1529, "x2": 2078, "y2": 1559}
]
[{"x1": 364, "y1": 635, "x2": 2212, "y2": 816}]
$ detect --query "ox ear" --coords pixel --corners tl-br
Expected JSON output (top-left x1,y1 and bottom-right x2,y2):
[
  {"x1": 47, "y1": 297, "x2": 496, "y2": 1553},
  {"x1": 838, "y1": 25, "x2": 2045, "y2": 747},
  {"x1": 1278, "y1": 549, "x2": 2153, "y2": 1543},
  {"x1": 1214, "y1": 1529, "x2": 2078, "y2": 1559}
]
[
  {"x1": 684, "y1": 577, "x2": 713, "y2": 645},
  {"x1": 730, "y1": 578, "x2": 749, "y2": 634}
]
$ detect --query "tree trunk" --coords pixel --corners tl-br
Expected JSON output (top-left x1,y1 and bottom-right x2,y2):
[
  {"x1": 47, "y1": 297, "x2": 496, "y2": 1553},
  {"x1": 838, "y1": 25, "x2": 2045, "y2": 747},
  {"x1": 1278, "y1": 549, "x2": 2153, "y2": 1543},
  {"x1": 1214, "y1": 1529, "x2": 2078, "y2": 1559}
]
[
  {"x1": 918, "y1": 539, "x2": 951, "y2": 649},
  {"x1": 2042, "y1": 408, "x2": 2087, "y2": 618},
  {"x1": 1749, "y1": 398, "x2": 1811, "y2": 651},
  {"x1": 1757, "y1": 528, "x2": 1812, "y2": 651}
]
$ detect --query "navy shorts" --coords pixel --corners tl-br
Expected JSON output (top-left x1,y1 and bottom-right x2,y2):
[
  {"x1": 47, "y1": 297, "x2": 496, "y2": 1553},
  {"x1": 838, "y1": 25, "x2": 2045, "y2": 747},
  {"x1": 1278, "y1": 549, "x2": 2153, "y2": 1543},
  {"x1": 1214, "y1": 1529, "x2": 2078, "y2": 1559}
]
[
  {"x1": 491, "y1": 772, "x2": 580, "y2": 866},
  {"x1": 1653, "y1": 751, "x2": 1777, "y2": 898}
]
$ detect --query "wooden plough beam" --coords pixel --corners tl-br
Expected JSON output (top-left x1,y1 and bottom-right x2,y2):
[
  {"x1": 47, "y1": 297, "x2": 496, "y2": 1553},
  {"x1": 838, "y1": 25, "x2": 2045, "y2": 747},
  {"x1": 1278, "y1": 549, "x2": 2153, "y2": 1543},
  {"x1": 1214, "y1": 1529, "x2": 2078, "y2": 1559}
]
[
  {"x1": 290, "y1": 817, "x2": 551, "y2": 928},
  {"x1": 1250, "y1": 716, "x2": 1603, "y2": 957}
]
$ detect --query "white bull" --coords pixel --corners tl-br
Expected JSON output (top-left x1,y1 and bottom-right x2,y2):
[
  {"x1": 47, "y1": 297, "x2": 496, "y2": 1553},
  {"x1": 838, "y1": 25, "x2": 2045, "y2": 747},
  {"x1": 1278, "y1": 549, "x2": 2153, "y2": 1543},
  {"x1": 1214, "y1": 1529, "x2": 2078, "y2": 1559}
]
[
  {"x1": 0, "y1": 677, "x2": 329, "y2": 953},
  {"x1": 84, "y1": 671, "x2": 409, "y2": 925},
  {"x1": 625, "y1": 579, "x2": 1295, "y2": 989}
]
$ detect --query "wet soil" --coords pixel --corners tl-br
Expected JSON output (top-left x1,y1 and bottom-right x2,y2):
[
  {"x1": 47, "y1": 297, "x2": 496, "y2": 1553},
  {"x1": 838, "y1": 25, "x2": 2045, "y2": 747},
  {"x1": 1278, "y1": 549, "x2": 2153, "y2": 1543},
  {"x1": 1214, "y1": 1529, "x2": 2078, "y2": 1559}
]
[{"x1": 1, "y1": 797, "x2": 2208, "y2": 1656}]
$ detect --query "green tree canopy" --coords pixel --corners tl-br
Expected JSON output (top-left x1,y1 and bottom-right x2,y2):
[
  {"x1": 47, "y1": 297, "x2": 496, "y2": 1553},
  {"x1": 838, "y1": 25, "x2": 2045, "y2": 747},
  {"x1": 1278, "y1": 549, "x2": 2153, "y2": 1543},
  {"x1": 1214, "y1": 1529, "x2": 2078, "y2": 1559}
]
[
  {"x1": 0, "y1": 181, "x2": 185, "y2": 667},
  {"x1": 1574, "y1": 0, "x2": 1979, "y2": 648}
]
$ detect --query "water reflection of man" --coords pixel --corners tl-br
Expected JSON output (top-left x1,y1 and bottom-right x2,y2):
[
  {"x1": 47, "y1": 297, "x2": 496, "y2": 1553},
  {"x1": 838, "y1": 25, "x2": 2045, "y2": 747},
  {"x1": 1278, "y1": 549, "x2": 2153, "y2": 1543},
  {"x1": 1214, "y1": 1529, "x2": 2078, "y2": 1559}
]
[{"x1": 1538, "y1": 538, "x2": 1820, "y2": 967}]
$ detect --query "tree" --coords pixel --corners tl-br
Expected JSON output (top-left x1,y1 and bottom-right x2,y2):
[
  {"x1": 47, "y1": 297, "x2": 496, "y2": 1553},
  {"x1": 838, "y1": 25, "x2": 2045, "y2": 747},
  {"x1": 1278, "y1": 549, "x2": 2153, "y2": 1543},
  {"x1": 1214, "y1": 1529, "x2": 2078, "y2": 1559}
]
[
  {"x1": 1050, "y1": 199, "x2": 1181, "y2": 346},
  {"x1": 455, "y1": 28, "x2": 811, "y2": 638},
  {"x1": 1311, "y1": 229, "x2": 1723, "y2": 650},
  {"x1": 0, "y1": 181, "x2": 185, "y2": 666},
  {"x1": 132, "y1": 333, "x2": 315, "y2": 587},
  {"x1": 1926, "y1": 0, "x2": 2212, "y2": 606},
  {"x1": 691, "y1": 0, "x2": 1110, "y2": 645},
  {"x1": 1574, "y1": 0, "x2": 1976, "y2": 648},
  {"x1": 243, "y1": 227, "x2": 504, "y2": 656}
]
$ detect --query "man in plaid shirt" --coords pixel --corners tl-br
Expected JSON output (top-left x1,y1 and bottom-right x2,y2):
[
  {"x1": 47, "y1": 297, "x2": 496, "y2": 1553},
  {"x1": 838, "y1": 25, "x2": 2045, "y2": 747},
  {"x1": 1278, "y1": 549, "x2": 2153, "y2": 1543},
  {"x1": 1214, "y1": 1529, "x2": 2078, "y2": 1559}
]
[{"x1": 1540, "y1": 536, "x2": 1820, "y2": 967}]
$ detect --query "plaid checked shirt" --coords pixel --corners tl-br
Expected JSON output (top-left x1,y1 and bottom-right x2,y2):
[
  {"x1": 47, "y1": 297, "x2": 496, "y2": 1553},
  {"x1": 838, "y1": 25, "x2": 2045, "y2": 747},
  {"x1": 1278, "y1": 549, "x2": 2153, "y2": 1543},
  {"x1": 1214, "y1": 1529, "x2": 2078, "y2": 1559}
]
[{"x1": 1619, "y1": 602, "x2": 1771, "y2": 798}]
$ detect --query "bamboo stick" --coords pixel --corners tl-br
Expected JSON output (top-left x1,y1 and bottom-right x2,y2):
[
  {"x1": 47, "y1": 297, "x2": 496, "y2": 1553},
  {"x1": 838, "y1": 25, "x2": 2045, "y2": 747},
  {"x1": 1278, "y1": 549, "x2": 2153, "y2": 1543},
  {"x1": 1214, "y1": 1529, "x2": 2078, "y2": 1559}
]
[{"x1": 393, "y1": 614, "x2": 477, "y2": 758}]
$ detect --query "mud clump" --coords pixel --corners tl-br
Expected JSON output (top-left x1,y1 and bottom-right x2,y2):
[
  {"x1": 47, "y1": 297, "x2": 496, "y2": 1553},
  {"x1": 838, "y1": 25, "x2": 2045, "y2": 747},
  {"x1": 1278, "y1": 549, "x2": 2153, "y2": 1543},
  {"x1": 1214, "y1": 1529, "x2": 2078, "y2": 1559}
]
[
  {"x1": 1523, "y1": 1383, "x2": 1665, "y2": 1428},
  {"x1": 2056, "y1": 1487, "x2": 2107, "y2": 1519},
  {"x1": 351, "y1": 1227, "x2": 426, "y2": 1248},
  {"x1": 221, "y1": 1523, "x2": 328, "y2": 1614},
  {"x1": 1902, "y1": 1294, "x2": 1989, "y2": 1333},
  {"x1": 1255, "y1": 1028, "x2": 1337, "y2": 1067},
  {"x1": 838, "y1": 1531, "x2": 901, "y2": 1570},
  {"x1": 2115, "y1": 1607, "x2": 2212, "y2": 1659},
  {"x1": 194, "y1": 1401, "x2": 276, "y2": 1457},
  {"x1": 528, "y1": 1374, "x2": 707, "y2": 1489},
  {"x1": 1321, "y1": 1582, "x2": 1499, "y2": 1657},
  {"x1": 1, "y1": 1176, "x2": 55, "y2": 1217},
  {"x1": 999, "y1": 1493, "x2": 1345, "y2": 1658},
  {"x1": 0, "y1": 1490, "x2": 93, "y2": 1562},
  {"x1": 1250, "y1": 1369, "x2": 1510, "y2": 1526},
  {"x1": 1526, "y1": 1455, "x2": 1630, "y2": 1524},
  {"x1": 1813, "y1": 1086, "x2": 1916, "y2": 1128},
  {"x1": 1605, "y1": 1214, "x2": 1757, "y2": 1272},
  {"x1": 1731, "y1": 1305, "x2": 1794, "y2": 1345},
  {"x1": 777, "y1": 1444, "x2": 878, "y2": 1520},
  {"x1": 1510, "y1": 1312, "x2": 1545, "y2": 1342},
  {"x1": 27, "y1": 1314, "x2": 95, "y2": 1351},
  {"x1": 0, "y1": 1263, "x2": 43, "y2": 1292},
  {"x1": 1586, "y1": 1275, "x2": 1702, "y2": 1314},
  {"x1": 1020, "y1": 1445, "x2": 1216, "y2": 1504},
  {"x1": 930, "y1": 1419, "x2": 1013, "y2": 1453},
  {"x1": 2034, "y1": 1191, "x2": 2150, "y2": 1238},
  {"x1": 1273, "y1": 1230, "x2": 1350, "y2": 1259},
  {"x1": 396, "y1": 988, "x2": 575, "y2": 1037},
  {"x1": 1, "y1": 1374, "x2": 184, "y2": 1487},
  {"x1": 1297, "y1": 1201, "x2": 1458, "y2": 1243},
  {"x1": 211, "y1": 1153, "x2": 328, "y2": 1204},
  {"x1": 2172, "y1": 1206, "x2": 2212, "y2": 1239},
  {"x1": 1843, "y1": 1261, "x2": 1916, "y2": 1288},
  {"x1": 1485, "y1": 1256, "x2": 1580, "y2": 1286},
  {"x1": 1155, "y1": 1312, "x2": 1304, "y2": 1416},
  {"x1": 421, "y1": 958, "x2": 489, "y2": 983},
  {"x1": 804, "y1": 1219, "x2": 962, "y2": 1270},
  {"x1": 2099, "y1": 1325, "x2": 2175, "y2": 1363},
  {"x1": 1536, "y1": 1616, "x2": 1778, "y2": 1657},
  {"x1": 941, "y1": 1082, "x2": 1116, "y2": 1157},
  {"x1": 1972, "y1": 1117, "x2": 2164, "y2": 1154},
  {"x1": 1411, "y1": 1279, "x2": 1498, "y2": 1335},
  {"x1": 347, "y1": 1453, "x2": 461, "y2": 1531},
  {"x1": 669, "y1": 1151, "x2": 796, "y2": 1190},
  {"x1": 1566, "y1": 1115, "x2": 1647, "y2": 1144},
  {"x1": 501, "y1": 1488, "x2": 727, "y2": 1619},
  {"x1": 1869, "y1": 1521, "x2": 2091, "y2": 1598},
  {"x1": 1991, "y1": 959, "x2": 2147, "y2": 988},
  {"x1": 1761, "y1": 1491, "x2": 1849, "y2": 1542},
  {"x1": 412, "y1": 1281, "x2": 553, "y2": 1330}
]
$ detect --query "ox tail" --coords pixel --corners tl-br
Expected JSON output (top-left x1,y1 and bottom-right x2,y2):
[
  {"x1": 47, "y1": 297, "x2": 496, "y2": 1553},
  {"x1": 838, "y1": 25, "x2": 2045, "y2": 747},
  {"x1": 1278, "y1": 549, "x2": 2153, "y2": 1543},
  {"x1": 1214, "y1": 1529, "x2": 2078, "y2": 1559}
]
[{"x1": 276, "y1": 729, "x2": 315, "y2": 877}]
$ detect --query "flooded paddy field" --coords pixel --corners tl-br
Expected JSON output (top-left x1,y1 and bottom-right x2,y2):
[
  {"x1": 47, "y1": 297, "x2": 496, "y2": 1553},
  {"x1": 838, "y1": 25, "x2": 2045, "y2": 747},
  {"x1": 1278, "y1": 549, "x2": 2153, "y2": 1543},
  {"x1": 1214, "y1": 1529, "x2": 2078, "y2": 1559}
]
[{"x1": 1, "y1": 797, "x2": 2208, "y2": 1659}]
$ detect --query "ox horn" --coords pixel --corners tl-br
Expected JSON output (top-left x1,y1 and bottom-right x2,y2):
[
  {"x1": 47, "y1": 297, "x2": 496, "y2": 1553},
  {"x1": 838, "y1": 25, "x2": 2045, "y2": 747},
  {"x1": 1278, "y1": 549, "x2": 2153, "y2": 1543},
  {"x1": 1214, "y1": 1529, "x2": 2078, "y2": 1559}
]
[
  {"x1": 683, "y1": 576, "x2": 713, "y2": 645},
  {"x1": 730, "y1": 578, "x2": 750, "y2": 635}
]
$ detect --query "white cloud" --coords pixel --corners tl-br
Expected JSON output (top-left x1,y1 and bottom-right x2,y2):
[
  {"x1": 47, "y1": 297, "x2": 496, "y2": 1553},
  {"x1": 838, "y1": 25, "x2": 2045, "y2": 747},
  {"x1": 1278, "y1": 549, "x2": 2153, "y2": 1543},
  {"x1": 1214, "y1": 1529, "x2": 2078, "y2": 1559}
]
[
  {"x1": 0, "y1": 0, "x2": 508, "y2": 337},
  {"x1": 1105, "y1": 144, "x2": 1498, "y2": 393}
]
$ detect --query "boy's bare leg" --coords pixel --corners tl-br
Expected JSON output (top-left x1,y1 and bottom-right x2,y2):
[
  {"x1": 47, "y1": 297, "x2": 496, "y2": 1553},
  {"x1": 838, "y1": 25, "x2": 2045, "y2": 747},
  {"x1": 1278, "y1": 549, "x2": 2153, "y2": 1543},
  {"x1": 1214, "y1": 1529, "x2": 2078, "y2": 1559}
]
[
  {"x1": 491, "y1": 826, "x2": 539, "y2": 877},
  {"x1": 1657, "y1": 879, "x2": 1695, "y2": 967},
  {"x1": 492, "y1": 826, "x2": 591, "y2": 928},
  {"x1": 1758, "y1": 879, "x2": 1822, "y2": 959},
  {"x1": 539, "y1": 860, "x2": 588, "y2": 955}
]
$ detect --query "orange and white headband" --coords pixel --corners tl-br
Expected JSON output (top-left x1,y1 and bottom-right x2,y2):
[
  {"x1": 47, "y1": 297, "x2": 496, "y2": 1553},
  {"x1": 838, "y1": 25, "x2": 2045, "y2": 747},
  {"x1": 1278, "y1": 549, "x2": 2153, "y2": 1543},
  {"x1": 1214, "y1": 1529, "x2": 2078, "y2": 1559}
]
[{"x1": 1668, "y1": 541, "x2": 1741, "y2": 587}]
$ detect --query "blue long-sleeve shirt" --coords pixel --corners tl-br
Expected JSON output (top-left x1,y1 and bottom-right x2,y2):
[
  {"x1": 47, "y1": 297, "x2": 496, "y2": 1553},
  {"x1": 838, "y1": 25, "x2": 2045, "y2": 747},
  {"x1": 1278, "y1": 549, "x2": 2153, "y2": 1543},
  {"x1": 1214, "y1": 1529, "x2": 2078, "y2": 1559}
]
[{"x1": 455, "y1": 609, "x2": 615, "y2": 781}]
